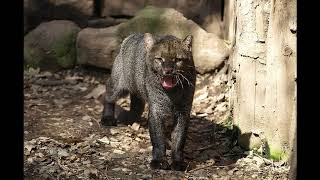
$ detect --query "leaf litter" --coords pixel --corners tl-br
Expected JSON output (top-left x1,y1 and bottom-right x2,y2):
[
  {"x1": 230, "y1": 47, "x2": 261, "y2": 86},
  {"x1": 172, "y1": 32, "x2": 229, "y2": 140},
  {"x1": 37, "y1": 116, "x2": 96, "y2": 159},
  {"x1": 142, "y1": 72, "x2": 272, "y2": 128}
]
[{"x1": 24, "y1": 66, "x2": 289, "y2": 179}]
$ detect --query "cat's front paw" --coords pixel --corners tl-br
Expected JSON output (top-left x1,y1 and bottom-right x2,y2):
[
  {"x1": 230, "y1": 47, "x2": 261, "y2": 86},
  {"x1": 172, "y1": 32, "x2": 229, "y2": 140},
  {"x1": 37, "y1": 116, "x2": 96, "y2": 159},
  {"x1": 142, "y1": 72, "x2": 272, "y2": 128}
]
[
  {"x1": 100, "y1": 115, "x2": 117, "y2": 127},
  {"x1": 171, "y1": 161, "x2": 187, "y2": 171},
  {"x1": 150, "y1": 160, "x2": 170, "y2": 170}
]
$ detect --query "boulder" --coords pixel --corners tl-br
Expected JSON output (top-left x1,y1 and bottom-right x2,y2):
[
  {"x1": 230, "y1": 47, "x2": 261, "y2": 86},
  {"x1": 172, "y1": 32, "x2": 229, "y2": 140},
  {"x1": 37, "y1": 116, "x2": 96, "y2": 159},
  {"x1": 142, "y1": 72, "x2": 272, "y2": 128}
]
[
  {"x1": 76, "y1": 25, "x2": 121, "y2": 69},
  {"x1": 24, "y1": 20, "x2": 80, "y2": 71},
  {"x1": 101, "y1": 0, "x2": 223, "y2": 35},
  {"x1": 24, "y1": 0, "x2": 94, "y2": 33},
  {"x1": 101, "y1": 0, "x2": 145, "y2": 17},
  {"x1": 77, "y1": 6, "x2": 229, "y2": 73},
  {"x1": 87, "y1": 17, "x2": 128, "y2": 28}
]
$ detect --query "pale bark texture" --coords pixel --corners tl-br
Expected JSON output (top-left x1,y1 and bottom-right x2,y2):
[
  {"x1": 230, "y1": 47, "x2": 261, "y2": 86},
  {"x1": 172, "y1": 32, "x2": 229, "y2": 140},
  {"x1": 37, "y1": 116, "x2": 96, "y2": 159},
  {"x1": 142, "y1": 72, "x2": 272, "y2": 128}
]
[{"x1": 227, "y1": 0, "x2": 296, "y2": 161}]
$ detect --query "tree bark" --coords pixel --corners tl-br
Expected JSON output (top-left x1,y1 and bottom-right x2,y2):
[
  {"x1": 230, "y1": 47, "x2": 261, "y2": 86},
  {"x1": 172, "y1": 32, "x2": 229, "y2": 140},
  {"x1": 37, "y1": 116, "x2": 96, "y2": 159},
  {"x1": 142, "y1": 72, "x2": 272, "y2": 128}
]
[{"x1": 229, "y1": 0, "x2": 296, "y2": 161}]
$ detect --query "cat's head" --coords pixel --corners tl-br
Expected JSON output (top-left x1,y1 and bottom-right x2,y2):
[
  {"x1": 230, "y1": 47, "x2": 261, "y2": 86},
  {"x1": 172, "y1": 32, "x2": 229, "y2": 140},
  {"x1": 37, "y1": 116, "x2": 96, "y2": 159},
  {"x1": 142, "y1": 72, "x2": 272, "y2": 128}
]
[{"x1": 144, "y1": 33, "x2": 194, "y2": 90}]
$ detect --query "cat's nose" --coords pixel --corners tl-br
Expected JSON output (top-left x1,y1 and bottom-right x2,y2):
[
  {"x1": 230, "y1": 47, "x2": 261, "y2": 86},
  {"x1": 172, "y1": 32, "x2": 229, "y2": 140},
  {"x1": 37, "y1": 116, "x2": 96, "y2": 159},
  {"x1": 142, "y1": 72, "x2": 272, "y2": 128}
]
[{"x1": 163, "y1": 67, "x2": 173, "y2": 75}]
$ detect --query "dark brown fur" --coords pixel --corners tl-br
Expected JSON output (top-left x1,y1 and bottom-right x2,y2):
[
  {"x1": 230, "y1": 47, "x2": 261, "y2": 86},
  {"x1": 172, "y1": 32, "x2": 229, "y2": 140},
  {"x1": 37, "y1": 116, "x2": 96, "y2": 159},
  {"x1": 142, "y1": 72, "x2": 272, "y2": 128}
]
[{"x1": 101, "y1": 33, "x2": 196, "y2": 171}]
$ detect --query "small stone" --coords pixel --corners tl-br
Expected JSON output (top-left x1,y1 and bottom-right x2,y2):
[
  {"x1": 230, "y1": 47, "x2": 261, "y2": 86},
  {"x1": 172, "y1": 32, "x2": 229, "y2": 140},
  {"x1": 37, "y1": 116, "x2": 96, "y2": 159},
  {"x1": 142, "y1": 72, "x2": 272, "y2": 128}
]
[{"x1": 131, "y1": 122, "x2": 140, "y2": 131}]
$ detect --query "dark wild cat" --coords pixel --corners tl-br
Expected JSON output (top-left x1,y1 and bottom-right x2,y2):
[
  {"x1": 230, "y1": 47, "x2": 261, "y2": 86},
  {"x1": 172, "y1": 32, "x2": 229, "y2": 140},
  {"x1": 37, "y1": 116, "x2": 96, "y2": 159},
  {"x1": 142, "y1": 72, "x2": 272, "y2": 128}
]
[{"x1": 101, "y1": 33, "x2": 196, "y2": 171}]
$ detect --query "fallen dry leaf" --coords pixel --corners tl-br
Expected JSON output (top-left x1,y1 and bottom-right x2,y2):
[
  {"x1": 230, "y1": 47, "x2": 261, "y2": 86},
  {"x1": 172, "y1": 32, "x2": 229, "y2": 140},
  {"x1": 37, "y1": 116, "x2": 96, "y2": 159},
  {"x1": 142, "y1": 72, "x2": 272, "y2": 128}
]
[
  {"x1": 84, "y1": 84, "x2": 105, "y2": 99},
  {"x1": 97, "y1": 137, "x2": 110, "y2": 144}
]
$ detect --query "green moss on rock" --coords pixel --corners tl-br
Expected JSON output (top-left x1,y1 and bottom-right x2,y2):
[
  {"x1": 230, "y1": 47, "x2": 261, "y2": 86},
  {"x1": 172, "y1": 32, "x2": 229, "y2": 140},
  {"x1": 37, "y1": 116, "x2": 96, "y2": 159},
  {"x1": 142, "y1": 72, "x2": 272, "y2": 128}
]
[
  {"x1": 50, "y1": 30, "x2": 77, "y2": 69},
  {"x1": 24, "y1": 46, "x2": 43, "y2": 68},
  {"x1": 266, "y1": 144, "x2": 288, "y2": 161},
  {"x1": 237, "y1": 133, "x2": 289, "y2": 161},
  {"x1": 24, "y1": 20, "x2": 80, "y2": 71},
  {"x1": 117, "y1": 6, "x2": 191, "y2": 40}
]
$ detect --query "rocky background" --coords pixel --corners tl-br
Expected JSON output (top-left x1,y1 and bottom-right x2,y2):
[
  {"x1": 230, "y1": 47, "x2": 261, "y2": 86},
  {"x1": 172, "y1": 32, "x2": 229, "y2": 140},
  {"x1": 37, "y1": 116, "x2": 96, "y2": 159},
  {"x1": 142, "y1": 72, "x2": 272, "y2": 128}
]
[
  {"x1": 24, "y1": 0, "x2": 229, "y2": 74},
  {"x1": 24, "y1": 0, "x2": 291, "y2": 179}
]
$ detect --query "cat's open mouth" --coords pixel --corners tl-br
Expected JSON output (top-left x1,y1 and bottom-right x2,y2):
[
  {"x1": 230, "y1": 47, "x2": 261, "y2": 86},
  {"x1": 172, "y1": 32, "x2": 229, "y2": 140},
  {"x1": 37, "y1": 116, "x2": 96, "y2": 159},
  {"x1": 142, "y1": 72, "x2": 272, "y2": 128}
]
[{"x1": 161, "y1": 75, "x2": 177, "y2": 90}]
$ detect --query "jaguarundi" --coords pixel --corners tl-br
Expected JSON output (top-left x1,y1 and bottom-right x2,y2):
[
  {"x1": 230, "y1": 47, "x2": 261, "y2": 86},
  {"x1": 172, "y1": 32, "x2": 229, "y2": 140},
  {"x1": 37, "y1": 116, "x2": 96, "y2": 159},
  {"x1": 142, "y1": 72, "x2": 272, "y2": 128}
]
[{"x1": 101, "y1": 33, "x2": 196, "y2": 171}]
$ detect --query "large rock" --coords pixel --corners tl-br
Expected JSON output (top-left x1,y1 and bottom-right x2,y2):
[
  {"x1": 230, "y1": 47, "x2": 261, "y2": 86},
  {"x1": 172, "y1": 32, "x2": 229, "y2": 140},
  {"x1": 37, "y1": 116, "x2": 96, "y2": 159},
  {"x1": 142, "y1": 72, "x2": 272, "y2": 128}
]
[
  {"x1": 24, "y1": 20, "x2": 80, "y2": 71},
  {"x1": 76, "y1": 25, "x2": 121, "y2": 69},
  {"x1": 101, "y1": 0, "x2": 213, "y2": 20},
  {"x1": 77, "y1": 6, "x2": 229, "y2": 73},
  {"x1": 24, "y1": 0, "x2": 94, "y2": 33},
  {"x1": 101, "y1": 0, "x2": 145, "y2": 17},
  {"x1": 101, "y1": 0, "x2": 223, "y2": 36}
]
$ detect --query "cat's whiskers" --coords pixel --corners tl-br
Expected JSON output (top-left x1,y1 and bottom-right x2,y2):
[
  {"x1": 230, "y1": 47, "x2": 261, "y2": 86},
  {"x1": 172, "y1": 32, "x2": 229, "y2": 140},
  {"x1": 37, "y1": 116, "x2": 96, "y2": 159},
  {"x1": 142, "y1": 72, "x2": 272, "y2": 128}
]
[
  {"x1": 177, "y1": 69, "x2": 193, "y2": 78},
  {"x1": 176, "y1": 72, "x2": 194, "y2": 87},
  {"x1": 175, "y1": 75, "x2": 184, "y2": 89},
  {"x1": 185, "y1": 65, "x2": 195, "y2": 69}
]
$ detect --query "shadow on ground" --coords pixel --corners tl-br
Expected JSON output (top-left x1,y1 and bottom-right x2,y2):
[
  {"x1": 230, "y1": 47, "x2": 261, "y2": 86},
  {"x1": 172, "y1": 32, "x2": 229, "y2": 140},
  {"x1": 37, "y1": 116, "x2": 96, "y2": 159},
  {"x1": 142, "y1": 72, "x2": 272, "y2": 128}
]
[{"x1": 106, "y1": 105, "x2": 244, "y2": 171}]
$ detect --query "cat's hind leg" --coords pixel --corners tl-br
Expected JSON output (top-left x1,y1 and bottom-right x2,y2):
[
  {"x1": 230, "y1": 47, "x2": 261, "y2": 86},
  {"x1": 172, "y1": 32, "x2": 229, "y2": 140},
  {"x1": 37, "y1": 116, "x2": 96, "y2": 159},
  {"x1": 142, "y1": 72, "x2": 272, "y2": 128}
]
[
  {"x1": 101, "y1": 78, "x2": 127, "y2": 127},
  {"x1": 129, "y1": 94, "x2": 145, "y2": 122}
]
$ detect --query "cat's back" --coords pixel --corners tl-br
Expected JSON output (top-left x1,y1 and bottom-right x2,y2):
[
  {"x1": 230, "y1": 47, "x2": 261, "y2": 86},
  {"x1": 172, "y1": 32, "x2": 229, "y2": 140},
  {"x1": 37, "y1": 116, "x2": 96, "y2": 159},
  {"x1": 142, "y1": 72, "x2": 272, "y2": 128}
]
[{"x1": 112, "y1": 33, "x2": 149, "y2": 95}]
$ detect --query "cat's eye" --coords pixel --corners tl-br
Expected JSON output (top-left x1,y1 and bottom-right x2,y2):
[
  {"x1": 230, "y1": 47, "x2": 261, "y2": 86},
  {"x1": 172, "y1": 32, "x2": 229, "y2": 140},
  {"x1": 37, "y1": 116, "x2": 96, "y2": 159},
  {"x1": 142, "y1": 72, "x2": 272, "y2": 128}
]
[
  {"x1": 154, "y1": 57, "x2": 163, "y2": 64},
  {"x1": 176, "y1": 59, "x2": 183, "y2": 66}
]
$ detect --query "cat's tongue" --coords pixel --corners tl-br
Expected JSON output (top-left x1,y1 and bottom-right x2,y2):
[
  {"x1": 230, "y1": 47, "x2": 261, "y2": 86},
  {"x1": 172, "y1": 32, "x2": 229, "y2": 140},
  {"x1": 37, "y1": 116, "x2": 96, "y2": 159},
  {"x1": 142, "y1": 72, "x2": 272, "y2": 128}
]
[{"x1": 162, "y1": 76, "x2": 175, "y2": 90}]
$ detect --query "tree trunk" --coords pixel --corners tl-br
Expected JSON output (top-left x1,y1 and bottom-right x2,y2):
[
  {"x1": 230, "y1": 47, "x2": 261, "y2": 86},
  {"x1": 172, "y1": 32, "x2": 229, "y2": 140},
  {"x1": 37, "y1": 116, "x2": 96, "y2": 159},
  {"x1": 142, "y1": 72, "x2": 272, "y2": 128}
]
[{"x1": 228, "y1": 0, "x2": 296, "y2": 161}]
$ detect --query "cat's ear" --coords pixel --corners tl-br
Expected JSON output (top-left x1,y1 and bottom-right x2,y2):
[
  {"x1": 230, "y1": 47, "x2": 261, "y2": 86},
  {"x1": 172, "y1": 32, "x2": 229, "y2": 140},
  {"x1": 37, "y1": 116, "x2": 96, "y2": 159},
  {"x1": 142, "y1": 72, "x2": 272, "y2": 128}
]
[
  {"x1": 144, "y1": 33, "x2": 154, "y2": 51},
  {"x1": 182, "y1": 35, "x2": 192, "y2": 51}
]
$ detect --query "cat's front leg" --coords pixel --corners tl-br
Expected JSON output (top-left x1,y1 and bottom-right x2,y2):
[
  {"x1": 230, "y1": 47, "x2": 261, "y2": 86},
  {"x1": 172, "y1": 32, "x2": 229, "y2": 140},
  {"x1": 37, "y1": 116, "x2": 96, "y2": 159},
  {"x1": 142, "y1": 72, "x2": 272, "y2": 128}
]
[
  {"x1": 148, "y1": 104, "x2": 170, "y2": 170},
  {"x1": 171, "y1": 110, "x2": 190, "y2": 171}
]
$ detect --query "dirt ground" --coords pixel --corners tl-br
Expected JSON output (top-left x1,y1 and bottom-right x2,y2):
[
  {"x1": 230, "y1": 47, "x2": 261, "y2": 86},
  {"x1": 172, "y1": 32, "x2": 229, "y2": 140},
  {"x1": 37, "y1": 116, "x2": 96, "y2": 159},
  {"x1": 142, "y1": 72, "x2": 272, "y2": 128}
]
[{"x1": 24, "y1": 66, "x2": 289, "y2": 179}]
